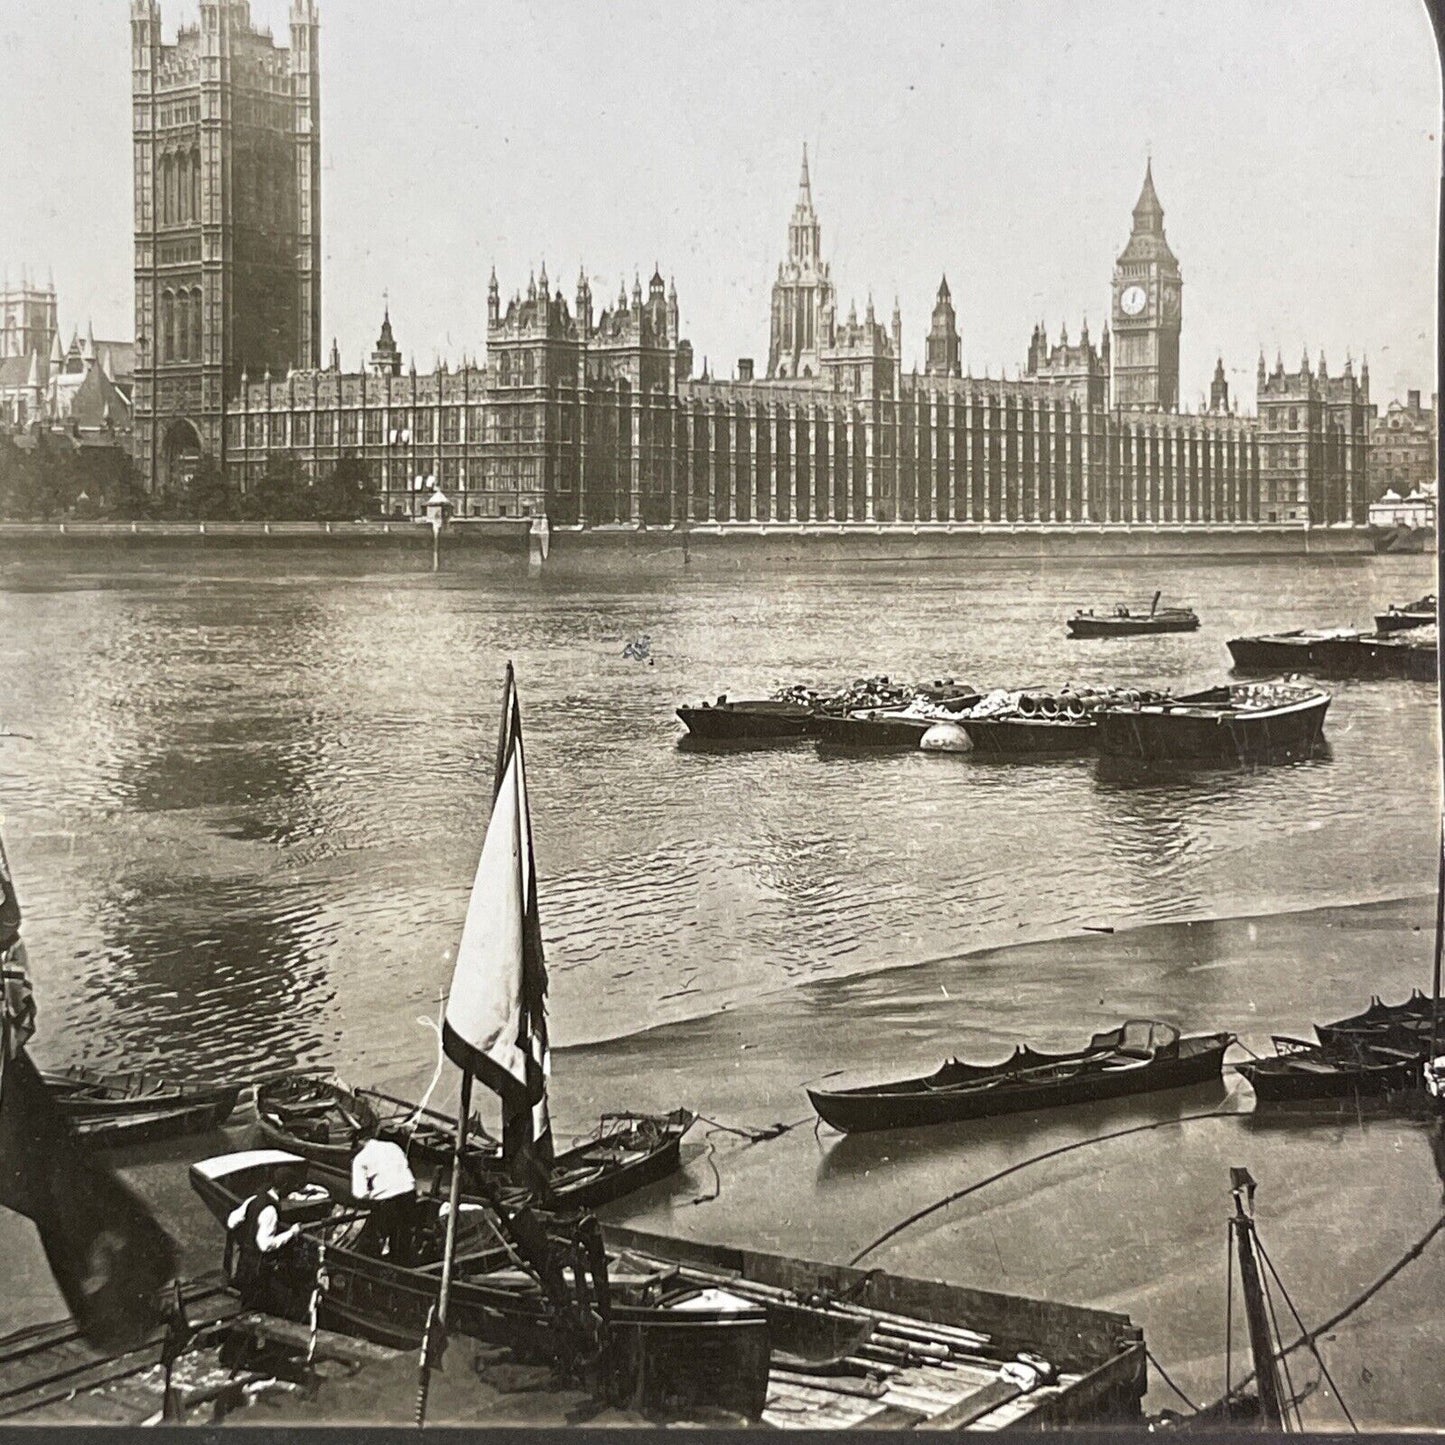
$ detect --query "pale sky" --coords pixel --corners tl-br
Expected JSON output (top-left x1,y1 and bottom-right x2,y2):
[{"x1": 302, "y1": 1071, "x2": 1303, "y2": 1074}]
[{"x1": 1, "y1": 1, "x2": 1439, "y2": 409}]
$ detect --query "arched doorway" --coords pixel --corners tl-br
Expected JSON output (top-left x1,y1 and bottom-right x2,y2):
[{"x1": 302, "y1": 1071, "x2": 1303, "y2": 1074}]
[{"x1": 161, "y1": 419, "x2": 202, "y2": 492}]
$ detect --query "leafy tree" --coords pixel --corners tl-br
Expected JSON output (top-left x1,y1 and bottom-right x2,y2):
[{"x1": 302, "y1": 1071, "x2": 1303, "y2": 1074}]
[
  {"x1": 312, "y1": 452, "x2": 374, "y2": 519},
  {"x1": 179, "y1": 454, "x2": 239, "y2": 520},
  {"x1": 242, "y1": 455, "x2": 313, "y2": 521}
]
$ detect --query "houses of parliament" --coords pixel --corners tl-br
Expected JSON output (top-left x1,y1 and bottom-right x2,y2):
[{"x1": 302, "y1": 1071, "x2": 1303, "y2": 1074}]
[{"x1": 132, "y1": 0, "x2": 1373, "y2": 531}]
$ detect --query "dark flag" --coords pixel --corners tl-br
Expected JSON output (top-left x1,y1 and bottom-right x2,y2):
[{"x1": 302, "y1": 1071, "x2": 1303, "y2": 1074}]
[{"x1": 0, "y1": 833, "x2": 177, "y2": 1351}]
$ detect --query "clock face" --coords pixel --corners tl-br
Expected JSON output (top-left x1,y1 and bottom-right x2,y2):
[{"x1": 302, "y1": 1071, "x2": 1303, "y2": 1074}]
[{"x1": 1120, "y1": 285, "x2": 1148, "y2": 318}]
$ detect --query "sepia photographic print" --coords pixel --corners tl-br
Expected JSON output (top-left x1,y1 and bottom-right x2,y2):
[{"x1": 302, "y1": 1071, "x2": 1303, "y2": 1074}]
[{"x1": 0, "y1": 0, "x2": 1442, "y2": 1431}]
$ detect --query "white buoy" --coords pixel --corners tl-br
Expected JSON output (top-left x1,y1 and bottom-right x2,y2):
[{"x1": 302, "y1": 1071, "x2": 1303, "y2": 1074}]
[{"x1": 921, "y1": 722, "x2": 972, "y2": 752}]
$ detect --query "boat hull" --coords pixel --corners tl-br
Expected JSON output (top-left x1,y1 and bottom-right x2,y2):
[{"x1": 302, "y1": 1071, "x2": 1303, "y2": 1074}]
[
  {"x1": 1375, "y1": 610, "x2": 1434, "y2": 633},
  {"x1": 1067, "y1": 613, "x2": 1199, "y2": 638},
  {"x1": 1094, "y1": 694, "x2": 1329, "y2": 761},
  {"x1": 808, "y1": 1033, "x2": 1233, "y2": 1134},
  {"x1": 72, "y1": 1097, "x2": 239, "y2": 1148},
  {"x1": 675, "y1": 701, "x2": 813, "y2": 740},
  {"x1": 1236, "y1": 1045, "x2": 1421, "y2": 1102},
  {"x1": 958, "y1": 716, "x2": 1097, "y2": 755},
  {"x1": 812, "y1": 713, "x2": 934, "y2": 748},
  {"x1": 187, "y1": 1151, "x2": 772, "y2": 1420},
  {"x1": 43, "y1": 1066, "x2": 243, "y2": 1124},
  {"x1": 1228, "y1": 632, "x2": 1436, "y2": 681}
]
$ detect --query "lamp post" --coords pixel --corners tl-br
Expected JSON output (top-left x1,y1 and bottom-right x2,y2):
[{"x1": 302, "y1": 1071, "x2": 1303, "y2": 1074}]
[{"x1": 424, "y1": 480, "x2": 450, "y2": 571}]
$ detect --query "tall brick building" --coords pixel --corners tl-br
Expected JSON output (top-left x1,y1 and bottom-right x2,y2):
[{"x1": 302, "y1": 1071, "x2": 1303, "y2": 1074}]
[{"x1": 131, "y1": 0, "x2": 320, "y2": 491}]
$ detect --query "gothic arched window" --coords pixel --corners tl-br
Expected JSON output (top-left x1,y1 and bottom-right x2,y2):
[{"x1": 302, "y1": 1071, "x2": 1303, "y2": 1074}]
[
  {"x1": 176, "y1": 292, "x2": 190, "y2": 360},
  {"x1": 190, "y1": 150, "x2": 201, "y2": 225},
  {"x1": 161, "y1": 291, "x2": 175, "y2": 362},
  {"x1": 522, "y1": 352, "x2": 535, "y2": 385},
  {"x1": 498, "y1": 353, "x2": 511, "y2": 386},
  {"x1": 190, "y1": 287, "x2": 203, "y2": 362},
  {"x1": 159, "y1": 154, "x2": 172, "y2": 226},
  {"x1": 1288, "y1": 407, "x2": 1298, "y2": 429}
]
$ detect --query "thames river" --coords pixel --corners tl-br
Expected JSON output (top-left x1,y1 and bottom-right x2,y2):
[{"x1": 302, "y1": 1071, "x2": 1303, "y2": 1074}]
[{"x1": 0, "y1": 541, "x2": 1441, "y2": 1425}]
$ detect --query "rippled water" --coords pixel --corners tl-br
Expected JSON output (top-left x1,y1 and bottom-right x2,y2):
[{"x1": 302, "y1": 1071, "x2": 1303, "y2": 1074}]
[{"x1": 0, "y1": 544, "x2": 1435, "y2": 1083}]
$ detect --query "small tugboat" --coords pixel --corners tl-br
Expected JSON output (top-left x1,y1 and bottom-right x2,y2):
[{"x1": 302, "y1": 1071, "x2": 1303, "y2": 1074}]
[
  {"x1": 808, "y1": 1019, "x2": 1234, "y2": 1134},
  {"x1": 1093, "y1": 681, "x2": 1329, "y2": 762},
  {"x1": 675, "y1": 695, "x2": 814, "y2": 740},
  {"x1": 1375, "y1": 593, "x2": 1437, "y2": 632},
  {"x1": 1067, "y1": 592, "x2": 1199, "y2": 638},
  {"x1": 1234, "y1": 1036, "x2": 1422, "y2": 1103}
]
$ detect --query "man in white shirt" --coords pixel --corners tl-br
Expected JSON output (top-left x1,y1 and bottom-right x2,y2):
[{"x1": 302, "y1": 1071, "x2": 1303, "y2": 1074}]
[{"x1": 351, "y1": 1131, "x2": 419, "y2": 1262}]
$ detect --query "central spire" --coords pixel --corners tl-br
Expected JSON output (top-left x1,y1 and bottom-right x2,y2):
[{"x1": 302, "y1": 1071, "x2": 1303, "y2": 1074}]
[
  {"x1": 797, "y1": 142, "x2": 813, "y2": 210},
  {"x1": 1132, "y1": 157, "x2": 1164, "y2": 232}
]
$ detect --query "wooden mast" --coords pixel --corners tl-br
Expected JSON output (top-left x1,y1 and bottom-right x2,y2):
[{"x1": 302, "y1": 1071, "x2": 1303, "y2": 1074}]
[
  {"x1": 1229, "y1": 1167, "x2": 1287, "y2": 1431},
  {"x1": 417, "y1": 661, "x2": 516, "y2": 1424}
]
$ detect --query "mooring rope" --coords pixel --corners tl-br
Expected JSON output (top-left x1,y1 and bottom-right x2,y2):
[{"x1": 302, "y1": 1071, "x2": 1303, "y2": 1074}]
[{"x1": 848, "y1": 1106, "x2": 1245, "y2": 1266}]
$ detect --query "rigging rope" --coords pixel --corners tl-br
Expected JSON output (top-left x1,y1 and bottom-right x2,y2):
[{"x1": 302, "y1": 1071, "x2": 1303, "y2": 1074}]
[
  {"x1": 1144, "y1": 1345, "x2": 1202, "y2": 1413},
  {"x1": 848, "y1": 1105, "x2": 1245, "y2": 1266},
  {"x1": 402, "y1": 990, "x2": 448, "y2": 1146},
  {"x1": 1255, "y1": 1234, "x2": 1359, "y2": 1431},
  {"x1": 1206, "y1": 1210, "x2": 1445, "y2": 1418}
]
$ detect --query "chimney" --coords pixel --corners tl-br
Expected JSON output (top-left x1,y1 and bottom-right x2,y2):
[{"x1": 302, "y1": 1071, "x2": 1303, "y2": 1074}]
[
  {"x1": 1408, "y1": 389, "x2": 1421, "y2": 411},
  {"x1": 738, "y1": 357, "x2": 754, "y2": 381}
]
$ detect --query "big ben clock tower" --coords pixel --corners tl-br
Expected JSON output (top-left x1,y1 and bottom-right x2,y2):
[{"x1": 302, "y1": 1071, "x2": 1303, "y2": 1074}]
[{"x1": 1111, "y1": 160, "x2": 1181, "y2": 411}]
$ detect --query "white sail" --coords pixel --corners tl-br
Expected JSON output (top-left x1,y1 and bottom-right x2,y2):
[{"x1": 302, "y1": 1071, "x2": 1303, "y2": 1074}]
[{"x1": 441, "y1": 744, "x2": 528, "y2": 1091}]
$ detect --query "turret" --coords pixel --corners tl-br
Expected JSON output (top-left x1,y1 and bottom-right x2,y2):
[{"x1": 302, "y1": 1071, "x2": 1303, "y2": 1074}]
[
  {"x1": 487, "y1": 266, "x2": 500, "y2": 326},
  {"x1": 1210, "y1": 356, "x2": 1229, "y2": 414},
  {"x1": 575, "y1": 267, "x2": 593, "y2": 332}
]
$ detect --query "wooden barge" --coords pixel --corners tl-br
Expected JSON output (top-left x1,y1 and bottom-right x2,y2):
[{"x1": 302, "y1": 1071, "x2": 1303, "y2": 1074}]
[
  {"x1": 1228, "y1": 628, "x2": 1437, "y2": 682},
  {"x1": 187, "y1": 1147, "x2": 1146, "y2": 1429}
]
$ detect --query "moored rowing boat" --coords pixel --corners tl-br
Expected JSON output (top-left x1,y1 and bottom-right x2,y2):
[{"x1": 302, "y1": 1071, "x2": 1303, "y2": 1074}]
[{"x1": 808, "y1": 1020, "x2": 1233, "y2": 1134}]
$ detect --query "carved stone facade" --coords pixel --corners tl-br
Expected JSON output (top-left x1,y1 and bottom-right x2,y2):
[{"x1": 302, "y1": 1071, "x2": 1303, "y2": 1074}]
[
  {"x1": 216, "y1": 146, "x2": 1368, "y2": 531},
  {"x1": 132, "y1": 0, "x2": 320, "y2": 492},
  {"x1": 766, "y1": 148, "x2": 836, "y2": 381},
  {"x1": 1257, "y1": 351, "x2": 1374, "y2": 525}
]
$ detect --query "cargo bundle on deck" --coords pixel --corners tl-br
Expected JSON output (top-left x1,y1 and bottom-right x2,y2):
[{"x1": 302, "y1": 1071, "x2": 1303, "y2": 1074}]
[
  {"x1": 676, "y1": 675, "x2": 979, "y2": 743},
  {"x1": 1093, "y1": 681, "x2": 1330, "y2": 761}
]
